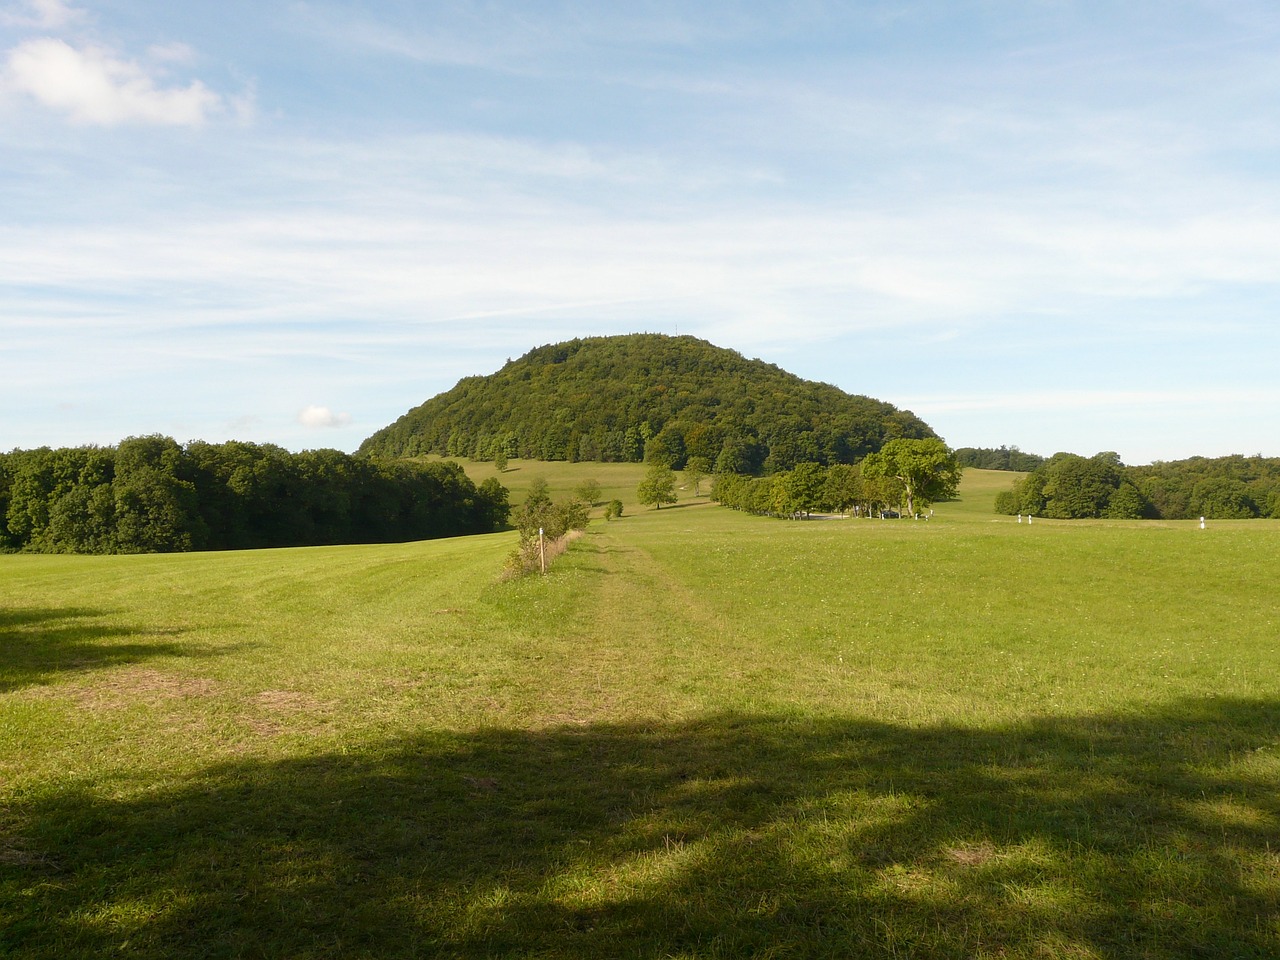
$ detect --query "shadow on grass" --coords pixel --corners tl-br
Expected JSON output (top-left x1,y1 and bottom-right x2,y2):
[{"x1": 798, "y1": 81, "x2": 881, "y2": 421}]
[
  {"x1": 650, "y1": 501, "x2": 705, "y2": 511},
  {"x1": 0, "y1": 607, "x2": 195, "y2": 693},
  {"x1": 6, "y1": 698, "x2": 1280, "y2": 958}
]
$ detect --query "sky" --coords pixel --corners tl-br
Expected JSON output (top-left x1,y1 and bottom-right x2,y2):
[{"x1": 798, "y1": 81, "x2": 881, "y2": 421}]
[{"x1": 3, "y1": 0, "x2": 1278, "y2": 465}]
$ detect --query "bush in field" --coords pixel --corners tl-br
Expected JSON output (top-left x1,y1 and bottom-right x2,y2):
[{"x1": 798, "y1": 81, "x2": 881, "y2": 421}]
[
  {"x1": 994, "y1": 490, "x2": 1019, "y2": 515},
  {"x1": 604, "y1": 500, "x2": 623, "y2": 520},
  {"x1": 505, "y1": 480, "x2": 590, "y2": 575}
]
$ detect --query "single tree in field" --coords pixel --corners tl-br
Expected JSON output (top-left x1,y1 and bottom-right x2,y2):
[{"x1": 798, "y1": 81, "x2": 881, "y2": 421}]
[
  {"x1": 683, "y1": 456, "x2": 711, "y2": 497},
  {"x1": 574, "y1": 477, "x2": 602, "y2": 506},
  {"x1": 637, "y1": 463, "x2": 677, "y2": 509},
  {"x1": 494, "y1": 450, "x2": 508, "y2": 473},
  {"x1": 860, "y1": 438, "x2": 959, "y2": 518}
]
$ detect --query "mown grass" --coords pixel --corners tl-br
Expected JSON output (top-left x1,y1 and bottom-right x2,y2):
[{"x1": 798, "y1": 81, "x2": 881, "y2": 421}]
[
  {"x1": 445, "y1": 457, "x2": 680, "y2": 513},
  {"x1": 3, "y1": 469, "x2": 1280, "y2": 958}
]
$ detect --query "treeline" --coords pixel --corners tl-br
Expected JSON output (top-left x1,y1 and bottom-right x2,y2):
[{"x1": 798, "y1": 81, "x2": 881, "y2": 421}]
[
  {"x1": 0, "y1": 436, "x2": 510, "y2": 554},
  {"x1": 995, "y1": 452, "x2": 1280, "y2": 520},
  {"x1": 954, "y1": 446, "x2": 1045, "y2": 472},
  {"x1": 360, "y1": 334, "x2": 935, "y2": 473},
  {"x1": 712, "y1": 439, "x2": 961, "y2": 520}
]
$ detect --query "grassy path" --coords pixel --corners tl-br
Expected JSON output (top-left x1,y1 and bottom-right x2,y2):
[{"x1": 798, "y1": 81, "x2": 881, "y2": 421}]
[{"x1": 4, "y1": 487, "x2": 1280, "y2": 958}]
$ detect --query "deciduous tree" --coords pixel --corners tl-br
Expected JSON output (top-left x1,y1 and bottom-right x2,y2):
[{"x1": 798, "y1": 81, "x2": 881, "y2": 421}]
[
  {"x1": 683, "y1": 456, "x2": 711, "y2": 497},
  {"x1": 860, "y1": 438, "x2": 959, "y2": 518},
  {"x1": 637, "y1": 463, "x2": 677, "y2": 509}
]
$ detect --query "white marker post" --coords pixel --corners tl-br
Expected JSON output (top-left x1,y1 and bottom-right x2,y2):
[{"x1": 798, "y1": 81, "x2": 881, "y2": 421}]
[
  {"x1": 1200, "y1": 516, "x2": 1206, "y2": 530},
  {"x1": 539, "y1": 527, "x2": 546, "y2": 574}
]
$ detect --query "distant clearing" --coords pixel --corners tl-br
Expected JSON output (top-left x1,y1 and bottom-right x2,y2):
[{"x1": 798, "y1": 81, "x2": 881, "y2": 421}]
[{"x1": 4, "y1": 468, "x2": 1279, "y2": 958}]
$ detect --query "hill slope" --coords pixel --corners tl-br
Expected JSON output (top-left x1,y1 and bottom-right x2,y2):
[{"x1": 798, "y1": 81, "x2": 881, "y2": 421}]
[{"x1": 360, "y1": 334, "x2": 935, "y2": 471}]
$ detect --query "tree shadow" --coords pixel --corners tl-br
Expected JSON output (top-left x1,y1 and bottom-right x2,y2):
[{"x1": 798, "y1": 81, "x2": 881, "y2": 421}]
[
  {"x1": 0, "y1": 607, "x2": 197, "y2": 693},
  {"x1": 6, "y1": 698, "x2": 1280, "y2": 958},
  {"x1": 651, "y1": 501, "x2": 703, "y2": 512}
]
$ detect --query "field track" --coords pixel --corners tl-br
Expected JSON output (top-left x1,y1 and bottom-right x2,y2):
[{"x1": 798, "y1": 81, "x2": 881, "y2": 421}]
[{"x1": 4, "y1": 468, "x2": 1280, "y2": 958}]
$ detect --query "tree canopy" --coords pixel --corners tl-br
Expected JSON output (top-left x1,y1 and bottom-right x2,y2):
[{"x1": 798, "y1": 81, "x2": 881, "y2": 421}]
[
  {"x1": 954, "y1": 446, "x2": 1046, "y2": 472},
  {"x1": 995, "y1": 452, "x2": 1280, "y2": 520},
  {"x1": 0, "y1": 438, "x2": 510, "y2": 555},
  {"x1": 637, "y1": 463, "x2": 678, "y2": 509},
  {"x1": 710, "y1": 450, "x2": 957, "y2": 521},
  {"x1": 860, "y1": 438, "x2": 960, "y2": 518},
  {"x1": 359, "y1": 334, "x2": 935, "y2": 471}
]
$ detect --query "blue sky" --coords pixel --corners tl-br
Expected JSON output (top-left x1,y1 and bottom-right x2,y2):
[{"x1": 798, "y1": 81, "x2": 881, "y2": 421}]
[{"x1": 3, "y1": 1, "x2": 1277, "y2": 465}]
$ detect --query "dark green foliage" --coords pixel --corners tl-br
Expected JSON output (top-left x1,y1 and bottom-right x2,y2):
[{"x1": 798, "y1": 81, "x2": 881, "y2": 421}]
[
  {"x1": 1131, "y1": 455, "x2": 1280, "y2": 520},
  {"x1": 1042, "y1": 453, "x2": 1122, "y2": 519},
  {"x1": 954, "y1": 445, "x2": 1046, "y2": 472},
  {"x1": 644, "y1": 424, "x2": 686, "y2": 469},
  {"x1": 637, "y1": 463, "x2": 678, "y2": 509},
  {"x1": 510, "y1": 477, "x2": 587, "y2": 541},
  {"x1": 779, "y1": 461, "x2": 827, "y2": 517},
  {"x1": 993, "y1": 489, "x2": 1019, "y2": 515},
  {"x1": 1002, "y1": 452, "x2": 1280, "y2": 520},
  {"x1": 682, "y1": 456, "x2": 711, "y2": 497},
  {"x1": 0, "y1": 438, "x2": 510, "y2": 554},
  {"x1": 1104, "y1": 482, "x2": 1148, "y2": 519},
  {"x1": 822, "y1": 463, "x2": 863, "y2": 515},
  {"x1": 861, "y1": 438, "x2": 961, "y2": 518},
  {"x1": 1190, "y1": 476, "x2": 1257, "y2": 520},
  {"x1": 604, "y1": 499, "x2": 624, "y2": 520},
  {"x1": 712, "y1": 458, "x2": 907, "y2": 519},
  {"x1": 359, "y1": 334, "x2": 935, "y2": 468},
  {"x1": 505, "y1": 482, "x2": 590, "y2": 574},
  {"x1": 1002, "y1": 452, "x2": 1139, "y2": 520}
]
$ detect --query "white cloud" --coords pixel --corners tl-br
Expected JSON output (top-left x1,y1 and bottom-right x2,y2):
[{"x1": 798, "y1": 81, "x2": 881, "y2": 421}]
[
  {"x1": 3, "y1": 38, "x2": 223, "y2": 126},
  {"x1": 297, "y1": 405, "x2": 352, "y2": 429},
  {"x1": 3, "y1": 0, "x2": 83, "y2": 29}
]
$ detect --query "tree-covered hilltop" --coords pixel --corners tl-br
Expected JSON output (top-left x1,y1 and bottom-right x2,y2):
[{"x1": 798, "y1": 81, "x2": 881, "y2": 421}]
[
  {"x1": 994, "y1": 452, "x2": 1280, "y2": 520},
  {"x1": 0, "y1": 437, "x2": 510, "y2": 555},
  {"x1": 360, "y1": 334, "x2": 936, "y2": 472}
]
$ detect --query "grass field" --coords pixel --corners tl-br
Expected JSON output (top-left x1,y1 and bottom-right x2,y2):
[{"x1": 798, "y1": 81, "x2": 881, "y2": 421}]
[{"x1": 4, "y1": 468, "x2": 1280, "y2": 958}]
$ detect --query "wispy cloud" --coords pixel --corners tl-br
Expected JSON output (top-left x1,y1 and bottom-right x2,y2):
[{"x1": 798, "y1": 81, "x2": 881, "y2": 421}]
[
  {"x1": 2, "y1": 124, "x2": 1276, "y2": 344},
  {"x1": 297, "y1": 405, "x2": 352, "y2": 429},
  {"x1": 3, "y1": 3, "x2": 1278, "y2": 458},
  {"x1": 3, "y1": 38, "x2": 224, "y2": 125},
  {"x1": 2, "y1": 0, "x2": 84, "y2": 30}
]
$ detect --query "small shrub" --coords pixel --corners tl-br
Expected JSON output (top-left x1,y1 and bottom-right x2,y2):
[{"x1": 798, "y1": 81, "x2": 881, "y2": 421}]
[
  {"x1": 502, "y1": 528, "x2": 584, "y2": 578},
  {"x1": 604, "y1": 500, "x2": 623, "y2": 520}
]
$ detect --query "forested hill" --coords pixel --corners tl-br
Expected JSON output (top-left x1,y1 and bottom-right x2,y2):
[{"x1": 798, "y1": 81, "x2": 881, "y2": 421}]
[{"x1": 360, "y1": 334, "x2": 935, "y2": 472}]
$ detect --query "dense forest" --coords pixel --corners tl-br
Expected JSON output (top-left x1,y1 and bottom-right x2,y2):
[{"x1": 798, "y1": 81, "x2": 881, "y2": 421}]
[
  {"x1": 954, "y1": 446, "x2": 1046, "y2": 472},
  {"x1": 995, "y1": 452, "x2": 1280, "y2": 520},
  {"x1": 360, "y1": 334, "x2": 935, "y2": 473},
  {"x1": 0, "y1": 436, "x2": 510, "y2": 554}
]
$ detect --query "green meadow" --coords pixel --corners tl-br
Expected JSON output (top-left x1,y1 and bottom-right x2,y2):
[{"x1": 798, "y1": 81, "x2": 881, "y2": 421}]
[{"x1": 4, "y1": 469, "x2": 1280, "y2": 958}]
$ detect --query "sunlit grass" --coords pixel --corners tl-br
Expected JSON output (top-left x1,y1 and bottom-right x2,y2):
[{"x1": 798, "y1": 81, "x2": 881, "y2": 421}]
[{"x1": 4, "y1": 469, "x2": 1280, "y2": 958}]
